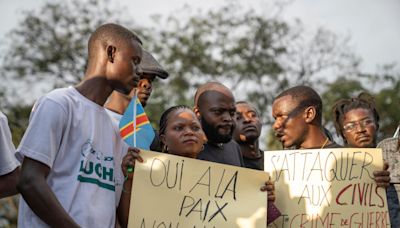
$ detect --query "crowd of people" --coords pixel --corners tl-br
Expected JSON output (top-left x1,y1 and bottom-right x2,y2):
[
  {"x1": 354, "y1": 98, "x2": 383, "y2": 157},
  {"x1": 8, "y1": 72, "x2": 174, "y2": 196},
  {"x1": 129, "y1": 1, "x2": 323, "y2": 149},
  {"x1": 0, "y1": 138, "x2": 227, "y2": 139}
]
[{"x1": 1, "y1": 23, "x2": 399, "y2": 227}]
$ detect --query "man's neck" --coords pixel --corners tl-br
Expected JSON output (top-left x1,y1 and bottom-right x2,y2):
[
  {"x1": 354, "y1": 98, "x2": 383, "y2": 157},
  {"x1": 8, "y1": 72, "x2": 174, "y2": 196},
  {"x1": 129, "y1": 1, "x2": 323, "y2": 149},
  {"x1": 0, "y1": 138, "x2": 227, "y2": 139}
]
[
  {"x1": 299, "y1": 127, "x2": 330, "y2": 149},
  {"x1": 238, "y1": 140, "x2": 261, "y2": 158},
  {"x1": 75, "y1": 78, "x2": 113, "y2": 106},
  {"x1": 104, "y1": 92, "x2": 130, "y2": 114}
]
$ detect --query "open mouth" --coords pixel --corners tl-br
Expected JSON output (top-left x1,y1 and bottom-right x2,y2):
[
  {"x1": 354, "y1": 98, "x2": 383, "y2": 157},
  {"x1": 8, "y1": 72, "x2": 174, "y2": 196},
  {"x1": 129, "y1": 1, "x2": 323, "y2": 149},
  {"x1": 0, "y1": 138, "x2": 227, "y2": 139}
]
[{"x1": 275, "y1": 132, "x2": 285, "y2": 142}]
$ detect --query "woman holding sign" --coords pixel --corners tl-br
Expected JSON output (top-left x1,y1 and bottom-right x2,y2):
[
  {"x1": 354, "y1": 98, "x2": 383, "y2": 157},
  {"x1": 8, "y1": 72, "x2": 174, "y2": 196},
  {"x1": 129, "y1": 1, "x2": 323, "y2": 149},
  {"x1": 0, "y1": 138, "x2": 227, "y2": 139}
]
[{"x1": 118, "y1": 105, "x2": 278, "y2": 227}]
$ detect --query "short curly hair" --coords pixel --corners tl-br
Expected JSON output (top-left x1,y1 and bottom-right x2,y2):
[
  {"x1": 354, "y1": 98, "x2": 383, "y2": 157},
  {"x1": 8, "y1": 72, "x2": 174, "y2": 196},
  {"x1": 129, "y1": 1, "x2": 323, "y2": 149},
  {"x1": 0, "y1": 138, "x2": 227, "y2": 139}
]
[
  {"x1": 88, "y1": 23, "x2": 142, "y2": 59},
  {"x1": 274, "y1": 85, "x2": 323, "y2": 123}
]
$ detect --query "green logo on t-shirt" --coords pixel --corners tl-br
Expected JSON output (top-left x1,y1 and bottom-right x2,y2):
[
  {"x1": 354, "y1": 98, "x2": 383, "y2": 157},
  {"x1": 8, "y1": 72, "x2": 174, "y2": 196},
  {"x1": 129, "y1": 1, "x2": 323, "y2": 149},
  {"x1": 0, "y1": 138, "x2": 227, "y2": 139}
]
[{"x1": 77, "y1": 140, "x2": 115, "y2": 191}]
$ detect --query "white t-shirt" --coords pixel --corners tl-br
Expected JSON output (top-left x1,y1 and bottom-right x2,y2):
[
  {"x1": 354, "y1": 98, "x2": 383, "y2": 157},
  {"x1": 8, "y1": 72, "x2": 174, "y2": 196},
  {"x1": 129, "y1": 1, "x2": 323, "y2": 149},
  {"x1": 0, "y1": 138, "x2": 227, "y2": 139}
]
[
  {"x1": 16, "y1": 87, "x2": 126, "y2": 228},
  {"x1": 0, "y1": 111, "x2": 19, "y2": 175},
  {"x1": 105, "y1": 109, "x2": 123, "y2": 125},
  {"x1": 105, "y1": 109, "x2": 128, "y2": 205}
]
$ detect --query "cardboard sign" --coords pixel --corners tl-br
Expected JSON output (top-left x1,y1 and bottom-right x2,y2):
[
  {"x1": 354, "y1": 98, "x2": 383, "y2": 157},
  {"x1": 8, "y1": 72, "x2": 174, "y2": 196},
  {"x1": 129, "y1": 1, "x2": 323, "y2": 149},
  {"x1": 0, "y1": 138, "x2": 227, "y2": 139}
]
[
  {"x1": 378, "y1": 137, "x2": 400, "y2": 183},
  {"x1": 128, "y1": 150, "x2": 269, "y2": 228},
  {"x1": 264, "y1": 148, "x2": 390, "y2": 228}
]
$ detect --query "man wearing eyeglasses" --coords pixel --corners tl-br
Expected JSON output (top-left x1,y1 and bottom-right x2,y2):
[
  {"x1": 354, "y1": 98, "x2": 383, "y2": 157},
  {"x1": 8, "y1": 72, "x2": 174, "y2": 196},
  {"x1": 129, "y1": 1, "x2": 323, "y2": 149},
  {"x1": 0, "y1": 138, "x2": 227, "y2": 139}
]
[
  {"x1": 332, "y1": 95, "x2": 379, "y2": 148},
  {"x1": 332, "y1": 93, "x2": 400, "y2": 226},
  {"x1": 271, "y1": 86, "x2": 395, "y2": 225},
  {"x1": 271, "y1": 86, "x2": 390, "y2": 181}
]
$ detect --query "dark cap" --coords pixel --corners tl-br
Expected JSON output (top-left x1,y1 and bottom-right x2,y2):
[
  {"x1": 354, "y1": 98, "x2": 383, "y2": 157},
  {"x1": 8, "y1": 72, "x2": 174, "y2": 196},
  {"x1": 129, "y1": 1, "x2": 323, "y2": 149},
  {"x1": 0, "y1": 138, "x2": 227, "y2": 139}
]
[{"x1": 141, "y1": 50, "x2": 169, "y2": 79}]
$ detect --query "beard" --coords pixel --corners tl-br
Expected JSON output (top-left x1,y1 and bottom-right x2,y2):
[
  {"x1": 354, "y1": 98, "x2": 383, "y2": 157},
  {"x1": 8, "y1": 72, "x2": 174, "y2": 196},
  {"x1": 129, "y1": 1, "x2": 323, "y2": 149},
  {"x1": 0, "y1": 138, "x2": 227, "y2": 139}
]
[
  {"x1": 201, "y1": 116, "x2": 233, "y2": 144},
  {"x1": 242, "y1": 133, "x2": 259, "y2": 144}
]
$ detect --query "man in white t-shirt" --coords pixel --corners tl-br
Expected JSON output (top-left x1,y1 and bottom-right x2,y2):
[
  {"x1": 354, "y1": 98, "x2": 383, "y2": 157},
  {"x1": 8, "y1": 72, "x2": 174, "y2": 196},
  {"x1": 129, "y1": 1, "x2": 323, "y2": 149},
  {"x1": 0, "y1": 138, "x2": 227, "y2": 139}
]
[
  {"x1": 16, "y1": 23, "x2": 143, "y2": 228},
  {"x1": 0, "y1": 111, "x2": 20, "y2": 198}
]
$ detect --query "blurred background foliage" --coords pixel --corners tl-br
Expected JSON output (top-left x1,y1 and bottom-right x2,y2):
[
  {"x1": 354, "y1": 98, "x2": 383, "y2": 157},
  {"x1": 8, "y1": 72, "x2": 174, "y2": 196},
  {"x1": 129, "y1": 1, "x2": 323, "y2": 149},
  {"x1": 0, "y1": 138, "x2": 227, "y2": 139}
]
[
  {"x1": 0, "y1": 1, "x2": 399, "y2": 226},
  {"x1": 0, "y1": 0, "x2": 399, "y2": 150}
]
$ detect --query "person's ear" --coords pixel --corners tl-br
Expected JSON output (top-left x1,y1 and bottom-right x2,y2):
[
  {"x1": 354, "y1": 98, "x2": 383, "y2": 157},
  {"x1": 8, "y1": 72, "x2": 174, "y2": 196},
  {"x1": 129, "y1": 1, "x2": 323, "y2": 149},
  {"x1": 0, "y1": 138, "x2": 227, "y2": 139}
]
[
  {"x1": 193, "y1": 106, "x2": 201, "y2": 119},
  {"x1": 160, "y1": 134, "x2": 166, "y2": 146},
  {"x1": 304, "y1": 106, "x2": 316, "y2": 123},
  {"x1": 201, "y1": 131, "x2": 208, "y2": 145},
  {"x1": 107, "y1": 45, "x2": 116, "y2": 63}
]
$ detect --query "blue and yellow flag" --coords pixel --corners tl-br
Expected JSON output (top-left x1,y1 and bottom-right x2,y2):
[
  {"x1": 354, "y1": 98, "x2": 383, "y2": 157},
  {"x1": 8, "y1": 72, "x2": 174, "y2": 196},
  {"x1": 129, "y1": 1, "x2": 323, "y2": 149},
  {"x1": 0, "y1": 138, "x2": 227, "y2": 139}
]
[{"x1": 119, "y1": 95, "x2": 155, "y2": 150}]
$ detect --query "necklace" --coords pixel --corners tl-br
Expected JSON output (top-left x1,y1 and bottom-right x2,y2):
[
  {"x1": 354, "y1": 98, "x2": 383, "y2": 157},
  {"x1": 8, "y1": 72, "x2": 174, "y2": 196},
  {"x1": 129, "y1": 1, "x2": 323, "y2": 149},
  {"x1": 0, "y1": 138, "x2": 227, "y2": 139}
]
[{"x1": 320, "y1": 138, "x2": 329, "y2": 149}]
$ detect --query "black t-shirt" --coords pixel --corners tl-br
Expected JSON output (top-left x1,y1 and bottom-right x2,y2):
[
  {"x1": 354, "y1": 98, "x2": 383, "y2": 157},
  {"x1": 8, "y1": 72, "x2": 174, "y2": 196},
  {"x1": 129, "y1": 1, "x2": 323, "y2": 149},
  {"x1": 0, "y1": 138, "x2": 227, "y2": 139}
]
[
  {"x1": 197, "y1": 140, "x2": 244, "y2": 167},
  {"x1": 324, "y1": 142, "x2": 343, "y2": 148},
  {"x1": 243, "y1": 149, "x2": 264, "y2": 170}
]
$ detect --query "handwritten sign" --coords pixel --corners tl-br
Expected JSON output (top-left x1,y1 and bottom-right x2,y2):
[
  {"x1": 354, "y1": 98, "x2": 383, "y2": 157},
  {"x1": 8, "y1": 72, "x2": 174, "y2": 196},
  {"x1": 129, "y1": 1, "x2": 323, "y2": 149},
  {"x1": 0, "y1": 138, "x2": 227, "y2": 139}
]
[
  {"x1": 264, "y1": 148, "x2": 390, "y2": 228},
  {"x1": 378, "y1": 137, "x2": 400, "y2": 183},
  {"x1": 128, "y1": 150, "x2": 269, "y2": 228}
]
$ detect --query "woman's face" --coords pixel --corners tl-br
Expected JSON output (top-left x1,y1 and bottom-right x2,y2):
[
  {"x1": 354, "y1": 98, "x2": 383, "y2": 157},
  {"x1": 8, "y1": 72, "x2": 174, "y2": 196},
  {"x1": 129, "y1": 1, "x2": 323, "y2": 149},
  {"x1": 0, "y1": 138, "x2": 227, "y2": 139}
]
[{"x1": 161, "y1": 109, "x2": 206, "y2": 158}]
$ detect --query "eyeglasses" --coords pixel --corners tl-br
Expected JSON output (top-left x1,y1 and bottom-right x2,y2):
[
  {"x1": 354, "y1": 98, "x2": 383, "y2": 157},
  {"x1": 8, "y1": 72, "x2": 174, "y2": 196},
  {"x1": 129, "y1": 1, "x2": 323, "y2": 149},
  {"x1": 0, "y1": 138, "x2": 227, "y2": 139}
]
[{"x1": 343, "y1": 119, "x2": 375, "y2": 132}]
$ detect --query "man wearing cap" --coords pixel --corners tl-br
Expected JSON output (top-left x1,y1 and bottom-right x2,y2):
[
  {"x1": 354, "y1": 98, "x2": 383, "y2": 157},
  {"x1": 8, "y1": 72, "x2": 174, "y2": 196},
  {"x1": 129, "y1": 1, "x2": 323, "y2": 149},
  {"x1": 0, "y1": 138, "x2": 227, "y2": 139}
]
[
  {"x1": 133, "y1": 50, "x2": 169, "y2": 108},
  {"x1": 104, "y1": 50, "x2": 169, "y2": 151}
]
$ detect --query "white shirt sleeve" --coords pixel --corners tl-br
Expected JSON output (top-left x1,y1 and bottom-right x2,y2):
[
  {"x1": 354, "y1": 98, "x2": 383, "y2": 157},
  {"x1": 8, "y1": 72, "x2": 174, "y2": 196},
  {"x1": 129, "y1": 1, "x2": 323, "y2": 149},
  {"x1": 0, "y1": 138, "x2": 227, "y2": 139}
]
[
  {"x1": 16, "y1": 97, "x2": 67, "y2": 168},
  {"x1": 0, "y1": 111, "x2": 19, "y2": 175}
]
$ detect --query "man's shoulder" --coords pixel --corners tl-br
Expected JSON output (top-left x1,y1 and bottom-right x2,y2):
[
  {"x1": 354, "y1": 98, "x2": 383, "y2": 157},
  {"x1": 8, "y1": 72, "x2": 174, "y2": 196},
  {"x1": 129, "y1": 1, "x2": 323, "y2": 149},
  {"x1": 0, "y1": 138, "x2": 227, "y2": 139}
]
[
  {"x1": 43, "y1": 87, "x2": 71, "y2": 98},
  {"x1": 201, "y1": 140, "x2": 239, "y2": 154},
  {"x1": 378, "y1": 137, "x2": 399, "y2": 152},
  {"x1": 224, "y1": 140, "x2": 244, "y2": 166},
  {"x1": 105, "y1": 109, "x2": 122, "y2": 123},
  {"x1": 39, "y1": 87, "x2": 101, "y2": 112},
  {"x1": 36, "y1": 87, "x2": 73, "y2": 105},
  {"x1": 199, "y1": 140, "x2": 243, "y2": 166},
  {"x1": 325, "y1": 142, "x2": 343, "y2": 148},
  {"x1": 0, "y1": 111, "x2": 8, "y2": 126},
  {"x1": 224, "y1": 140, "x2": 241, "y2": 149},
  {"x1": 31, "y1": 87, "x2": 74, "y2": 113}
]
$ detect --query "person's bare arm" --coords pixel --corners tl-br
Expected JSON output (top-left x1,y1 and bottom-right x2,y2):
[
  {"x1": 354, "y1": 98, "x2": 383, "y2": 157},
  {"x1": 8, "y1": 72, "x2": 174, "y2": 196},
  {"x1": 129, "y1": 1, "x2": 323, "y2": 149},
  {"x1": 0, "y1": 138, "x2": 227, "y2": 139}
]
[
  {"x1": 117, "y1": 178, "x2": 134, "y2": 228},
  {"x1": 117, "y1": 148, "x2": 143, "y2": 228},
  {"x1": 0, "y1": 167, "x2": 20, "y2": 198},
  {"x1": 17, "y1": 158, "x2": 80, "y2": 228}
]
